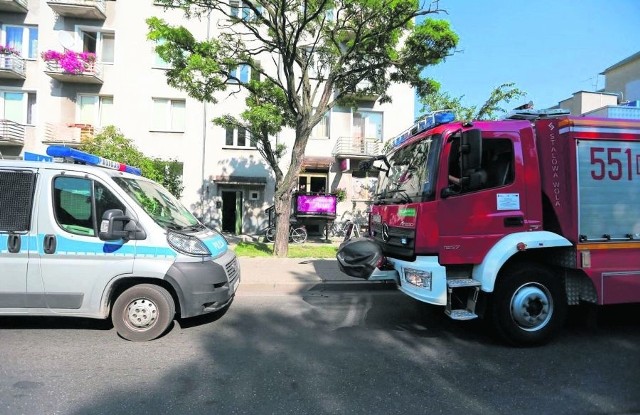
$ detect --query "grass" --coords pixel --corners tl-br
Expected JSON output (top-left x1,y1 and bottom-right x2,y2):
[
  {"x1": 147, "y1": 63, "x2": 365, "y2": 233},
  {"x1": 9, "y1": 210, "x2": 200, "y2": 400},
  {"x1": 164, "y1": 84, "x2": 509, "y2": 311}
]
[{"x1": 231, "y1": 241, "x2": 339, "y2": 258}]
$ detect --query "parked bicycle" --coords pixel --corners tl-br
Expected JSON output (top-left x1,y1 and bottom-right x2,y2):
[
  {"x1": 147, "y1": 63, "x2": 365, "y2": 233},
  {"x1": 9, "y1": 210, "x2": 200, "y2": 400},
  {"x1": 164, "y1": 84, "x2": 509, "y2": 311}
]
[
  {"x1": 329, "y1": 219, "x2": 361, "y2": 239},
  {"x1": 265, "y1": 223, "x2": 308, "y2": 243}
]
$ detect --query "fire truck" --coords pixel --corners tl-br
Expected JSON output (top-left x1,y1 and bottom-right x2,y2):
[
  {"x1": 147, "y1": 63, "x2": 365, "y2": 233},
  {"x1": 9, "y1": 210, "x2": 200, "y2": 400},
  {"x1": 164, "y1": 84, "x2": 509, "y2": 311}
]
[{"x1": 337, "y1": 109, "x2": 640, "y2": 346}]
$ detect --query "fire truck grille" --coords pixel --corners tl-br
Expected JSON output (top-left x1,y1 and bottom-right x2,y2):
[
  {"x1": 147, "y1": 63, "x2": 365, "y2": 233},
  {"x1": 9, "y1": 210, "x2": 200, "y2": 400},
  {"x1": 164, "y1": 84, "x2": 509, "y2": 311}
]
[{"x1": 370, "y1": 223, "x2": 415, "y2": 259}]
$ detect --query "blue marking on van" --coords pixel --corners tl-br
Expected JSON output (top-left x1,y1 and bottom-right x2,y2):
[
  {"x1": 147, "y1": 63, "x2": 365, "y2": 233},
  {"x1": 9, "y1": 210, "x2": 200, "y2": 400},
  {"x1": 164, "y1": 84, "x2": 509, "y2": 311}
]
[
  {"x1": 202, "y1": 234, "x2": 228, "y2": 257},
  {"x1": 35, "y1": 234, "x2": 176, "y2": 258}
]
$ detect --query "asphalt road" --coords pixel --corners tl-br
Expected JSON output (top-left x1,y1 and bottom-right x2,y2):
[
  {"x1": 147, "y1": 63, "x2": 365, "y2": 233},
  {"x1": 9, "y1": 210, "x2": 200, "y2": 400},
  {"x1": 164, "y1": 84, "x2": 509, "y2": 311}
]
[{"x1": 1, "y1": 288, "x2": 639, "y2": 415}]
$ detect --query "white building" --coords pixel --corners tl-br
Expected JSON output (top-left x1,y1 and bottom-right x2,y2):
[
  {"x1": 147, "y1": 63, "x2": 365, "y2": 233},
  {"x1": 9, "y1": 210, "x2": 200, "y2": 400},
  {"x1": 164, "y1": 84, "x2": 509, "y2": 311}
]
[{"x1": 0, "y1": 0, "x2": 415, "y2": 236}]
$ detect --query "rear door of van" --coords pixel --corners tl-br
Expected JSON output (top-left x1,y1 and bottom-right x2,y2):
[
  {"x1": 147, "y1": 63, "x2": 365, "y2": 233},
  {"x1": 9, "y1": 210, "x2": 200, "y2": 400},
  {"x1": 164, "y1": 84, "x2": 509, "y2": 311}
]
[{"x1": 0, "y1": 167, "x2": 38, "y2": 311}]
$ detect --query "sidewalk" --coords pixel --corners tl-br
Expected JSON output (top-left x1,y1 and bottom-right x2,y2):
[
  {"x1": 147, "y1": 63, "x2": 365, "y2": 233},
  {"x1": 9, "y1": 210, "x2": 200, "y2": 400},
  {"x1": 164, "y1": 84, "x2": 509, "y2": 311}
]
[{"x1": 236, "y1": 257, "x2": 395, "y2": 294}]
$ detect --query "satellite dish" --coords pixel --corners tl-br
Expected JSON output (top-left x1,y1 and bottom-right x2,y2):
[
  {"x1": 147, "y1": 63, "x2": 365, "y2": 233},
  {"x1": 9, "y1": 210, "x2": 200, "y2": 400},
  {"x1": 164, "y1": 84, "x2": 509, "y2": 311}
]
[{"x1": 57, "y1": 32, "x2": 77, "y2": 51}]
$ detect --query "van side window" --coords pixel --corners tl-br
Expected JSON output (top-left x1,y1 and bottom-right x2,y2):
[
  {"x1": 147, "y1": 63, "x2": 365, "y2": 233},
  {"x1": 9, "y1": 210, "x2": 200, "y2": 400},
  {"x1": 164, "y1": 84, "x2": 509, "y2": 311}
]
[
  {"x1": 0, "y1": 170, "x2": 36, "y2": 232},
  {"x1": 53, "y1": 177, "x2": 126, "y2": 237}
]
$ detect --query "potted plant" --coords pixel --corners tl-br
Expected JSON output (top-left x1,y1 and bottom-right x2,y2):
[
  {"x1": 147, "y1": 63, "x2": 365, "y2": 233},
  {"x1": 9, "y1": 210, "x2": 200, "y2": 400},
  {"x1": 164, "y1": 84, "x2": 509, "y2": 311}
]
[
  {"x1": 41, "y1": 50, "x2": 97, "y2": 74},
  {"x1": 334, "y1": 187, "x2": 347, "y2": 202},
  {"x1": 0, "y1": 45, "x2": 21, "y2": 56}
]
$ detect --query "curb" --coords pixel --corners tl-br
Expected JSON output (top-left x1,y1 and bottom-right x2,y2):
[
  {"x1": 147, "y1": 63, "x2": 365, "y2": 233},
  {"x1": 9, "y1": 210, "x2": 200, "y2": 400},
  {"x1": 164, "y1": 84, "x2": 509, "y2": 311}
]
[{"x1": 237, "y1": 280, "x2": 397, "y2": 295}]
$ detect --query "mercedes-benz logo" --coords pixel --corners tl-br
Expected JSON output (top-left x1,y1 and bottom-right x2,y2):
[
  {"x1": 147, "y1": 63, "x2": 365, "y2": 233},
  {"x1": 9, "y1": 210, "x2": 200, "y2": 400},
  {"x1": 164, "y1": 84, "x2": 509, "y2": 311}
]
[{"x1": 381, "y1": 223, "x2": 390, "y2": 242}]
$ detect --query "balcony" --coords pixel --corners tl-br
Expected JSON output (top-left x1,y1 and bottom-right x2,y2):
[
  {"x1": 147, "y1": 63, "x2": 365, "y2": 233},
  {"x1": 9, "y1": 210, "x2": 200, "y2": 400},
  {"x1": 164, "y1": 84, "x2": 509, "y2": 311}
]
[
  {"x1": 0, "y1": 120, "x2": 26, "y2": 146},
  {"x1": 341, "y1": 81, "x2": 380, "y2": 102},
  {"x1": 43, "y1": 123, "x2": 95, "y2": 146},
  {"x1": 44, "y1": 61, "x2": 103, "y2": 84},
  {"x1": 0, "y1": 54, "x2": 26, "y2": 80},
  {"x1": 0, "y1": 0, "x2": 28, "y2": 13},
  {"x1": 46, "y1": 0, "x2": 106, "y2": 19},
  {"x1": 332, "y1": 136, "x2": 381, "y2": 158}
]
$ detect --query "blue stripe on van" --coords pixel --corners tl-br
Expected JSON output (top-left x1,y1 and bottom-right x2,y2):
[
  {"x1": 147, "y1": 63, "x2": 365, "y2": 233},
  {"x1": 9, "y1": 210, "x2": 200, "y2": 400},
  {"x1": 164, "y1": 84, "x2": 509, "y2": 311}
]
[{"x1": 201, "y1": 233, "x2": 228, "y2": 257}]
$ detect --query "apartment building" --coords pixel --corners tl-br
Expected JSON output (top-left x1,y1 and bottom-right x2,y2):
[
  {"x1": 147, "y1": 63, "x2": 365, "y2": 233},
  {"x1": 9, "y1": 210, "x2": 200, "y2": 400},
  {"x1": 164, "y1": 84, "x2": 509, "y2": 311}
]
[
  {"x1": 0, "y1": 0, "x2": 415, "y2": 235},
  {"x1": 553, "y1": 50, "x2": 640, "y2": 116}
]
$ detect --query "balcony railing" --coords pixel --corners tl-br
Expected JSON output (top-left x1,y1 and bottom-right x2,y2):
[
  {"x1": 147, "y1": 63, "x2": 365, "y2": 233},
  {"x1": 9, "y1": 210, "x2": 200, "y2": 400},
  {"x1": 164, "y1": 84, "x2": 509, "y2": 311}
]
[
  {"x1": 0, "y1": 54, "x2": 26, "y2": 79},
  {"x1": 44, "y1": 61, "x2": 103, "y2": 84},
  {"x1": 46, "y1": 0, "x2": 106, "y2": 19},
  {"x1": 0, "y1": 120, "x2": 26, "y2": 146},
  {"x1": 0, "y1": 0, "x2": 28, "y2": 13},
  {"x1": 332, "y1": 136, "x2": 381, "y2": 158},
  {"x1": 340, "y1": 80, "x2": 380, "y2": 102},
  {"x1": 43, "y1": 123, "x2": 94, "y2": 146}
]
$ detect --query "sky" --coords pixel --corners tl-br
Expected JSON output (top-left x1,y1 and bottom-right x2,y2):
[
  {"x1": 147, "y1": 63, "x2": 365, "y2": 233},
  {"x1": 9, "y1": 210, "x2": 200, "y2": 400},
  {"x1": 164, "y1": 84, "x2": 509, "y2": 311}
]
[{"x1": 417, "y1": 0, "x2": 640, "y2": 114}]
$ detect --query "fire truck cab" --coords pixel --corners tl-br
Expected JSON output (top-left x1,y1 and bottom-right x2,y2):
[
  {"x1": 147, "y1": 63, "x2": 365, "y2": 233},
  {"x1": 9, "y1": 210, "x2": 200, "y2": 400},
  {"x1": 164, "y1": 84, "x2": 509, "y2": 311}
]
[{"x1": 338, "y1": 109, "x2": 640, "y2": 345}]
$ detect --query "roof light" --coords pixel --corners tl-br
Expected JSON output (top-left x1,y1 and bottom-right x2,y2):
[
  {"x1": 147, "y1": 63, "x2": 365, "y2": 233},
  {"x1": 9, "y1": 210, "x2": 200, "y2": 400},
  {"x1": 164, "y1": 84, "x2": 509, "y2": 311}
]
[
  {"x1": 46, "y1": 146, "x2": 142, "y2": 176},
  {"x1": 388, "y1": 110, "x2": 455, "y2": 151}
]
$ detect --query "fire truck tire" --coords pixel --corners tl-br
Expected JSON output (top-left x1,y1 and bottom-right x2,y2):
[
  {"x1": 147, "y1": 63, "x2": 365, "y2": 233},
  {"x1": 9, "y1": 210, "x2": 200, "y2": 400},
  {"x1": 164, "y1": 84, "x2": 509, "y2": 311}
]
[{"x1": 491, "y1": 264, "x2": 567, "y2": 346}]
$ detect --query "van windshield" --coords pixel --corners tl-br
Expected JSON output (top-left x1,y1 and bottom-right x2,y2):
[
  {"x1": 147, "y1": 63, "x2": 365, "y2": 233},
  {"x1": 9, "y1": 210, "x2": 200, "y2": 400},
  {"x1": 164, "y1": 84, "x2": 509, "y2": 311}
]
[
  {"x1": 113, "y1": 177, "x2": 200, "y2": 230},
  {"x1": 375, "y1": 134, "x2": 441, "y2": 204}
]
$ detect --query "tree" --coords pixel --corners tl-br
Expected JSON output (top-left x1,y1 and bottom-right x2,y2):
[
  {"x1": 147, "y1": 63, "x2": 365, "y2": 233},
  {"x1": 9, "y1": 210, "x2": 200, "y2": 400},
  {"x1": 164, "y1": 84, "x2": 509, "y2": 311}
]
[
  {"x1": 148, "y1": 0, "x2": 458, "y2": 257},
  {"x1": 80, "y1": 126, "x2": 184, "y2": 198},
  {"x1": 419, "y1": 82, "x2": 526, "y2": 121}
]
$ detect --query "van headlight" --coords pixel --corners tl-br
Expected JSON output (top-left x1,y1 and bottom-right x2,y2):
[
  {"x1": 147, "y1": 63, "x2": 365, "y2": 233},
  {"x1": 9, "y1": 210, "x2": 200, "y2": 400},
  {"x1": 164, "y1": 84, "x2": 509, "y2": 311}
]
[{"x1": 167, "y1": 230, "x2": 211, "y2": 256}]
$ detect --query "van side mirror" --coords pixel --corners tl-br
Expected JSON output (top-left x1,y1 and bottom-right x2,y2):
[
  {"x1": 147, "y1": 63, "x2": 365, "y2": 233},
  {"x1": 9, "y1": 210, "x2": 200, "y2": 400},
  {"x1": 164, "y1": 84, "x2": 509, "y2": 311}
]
[{"x1": 99, "y1": 209, "x2": 146, "y2": 241}]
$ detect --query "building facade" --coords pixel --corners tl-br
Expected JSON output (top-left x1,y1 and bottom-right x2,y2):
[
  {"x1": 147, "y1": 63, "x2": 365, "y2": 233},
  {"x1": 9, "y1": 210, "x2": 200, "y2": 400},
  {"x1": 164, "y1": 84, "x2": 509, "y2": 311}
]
[{"x1": 0, "y1": 0, "x2": 415, "y2": 235}]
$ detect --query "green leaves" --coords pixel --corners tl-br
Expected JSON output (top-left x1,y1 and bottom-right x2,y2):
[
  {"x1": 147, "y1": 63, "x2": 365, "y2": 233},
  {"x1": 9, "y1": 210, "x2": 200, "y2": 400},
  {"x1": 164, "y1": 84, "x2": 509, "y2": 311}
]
[{"x1": 79, "y1": 126, "x2": 184, "y2": 198}]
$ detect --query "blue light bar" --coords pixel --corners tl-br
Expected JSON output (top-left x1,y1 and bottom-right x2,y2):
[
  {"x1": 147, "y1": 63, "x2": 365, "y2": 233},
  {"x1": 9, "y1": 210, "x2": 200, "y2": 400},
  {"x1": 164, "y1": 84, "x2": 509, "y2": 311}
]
[
  {"x1": 388, "y1": 110, "x2": 456, "y2": 150},
  {"x1": 46, "y1": 146, "x2": 142, "y2": 176}
]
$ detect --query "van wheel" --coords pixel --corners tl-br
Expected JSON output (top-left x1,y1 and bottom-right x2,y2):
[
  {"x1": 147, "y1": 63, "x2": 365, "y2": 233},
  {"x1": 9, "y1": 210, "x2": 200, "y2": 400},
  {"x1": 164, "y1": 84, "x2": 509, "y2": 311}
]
[
  {"x1": 112, "y1": 284, "x2": 175, "y2": 342},
  {"x1": 491, "y1": 264, "x2": 567, "y2": 346}
]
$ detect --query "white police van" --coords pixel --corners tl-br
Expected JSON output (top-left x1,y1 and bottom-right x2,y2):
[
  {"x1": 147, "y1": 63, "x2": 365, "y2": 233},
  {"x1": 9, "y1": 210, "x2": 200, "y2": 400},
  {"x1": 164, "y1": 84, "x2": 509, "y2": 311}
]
[{"x1": 0, "y1": 146, "x2": 240, "y2": 341}]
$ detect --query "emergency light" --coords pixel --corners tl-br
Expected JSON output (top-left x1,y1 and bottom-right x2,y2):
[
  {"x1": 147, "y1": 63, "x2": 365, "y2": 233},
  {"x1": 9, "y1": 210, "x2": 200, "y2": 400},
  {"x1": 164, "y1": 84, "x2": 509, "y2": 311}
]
[
  {"x1": 389, "y1": 110, "x2": 455, "y2": 150},
  {"x1": 46, "y1": 145, "x2": 142, "y2": 176}
]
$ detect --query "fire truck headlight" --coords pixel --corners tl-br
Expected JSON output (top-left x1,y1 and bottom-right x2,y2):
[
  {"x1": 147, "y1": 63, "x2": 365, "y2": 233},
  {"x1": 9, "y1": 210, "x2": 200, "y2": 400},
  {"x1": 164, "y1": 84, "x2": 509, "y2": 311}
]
[{"x1": 403, "y1": 268, "x2": 432, "y2": 290}]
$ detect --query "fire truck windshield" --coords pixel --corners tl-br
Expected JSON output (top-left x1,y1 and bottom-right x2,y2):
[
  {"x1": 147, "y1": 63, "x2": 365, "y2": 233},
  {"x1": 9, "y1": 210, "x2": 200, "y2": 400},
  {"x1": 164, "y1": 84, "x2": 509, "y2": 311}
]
[{"x1": 374, "y1": 134, "x2": 442, "y2": 204}]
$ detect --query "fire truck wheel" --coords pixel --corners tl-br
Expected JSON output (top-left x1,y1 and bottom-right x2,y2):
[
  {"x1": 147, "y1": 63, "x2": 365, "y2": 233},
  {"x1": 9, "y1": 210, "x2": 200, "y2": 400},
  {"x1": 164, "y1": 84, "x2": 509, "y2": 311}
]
[
  {"x1": 491, "y1": 264, "x2": 567, "y2": 346},
  {"x1": 112, "y1": 284, "x2": 176, "y2": 342}
]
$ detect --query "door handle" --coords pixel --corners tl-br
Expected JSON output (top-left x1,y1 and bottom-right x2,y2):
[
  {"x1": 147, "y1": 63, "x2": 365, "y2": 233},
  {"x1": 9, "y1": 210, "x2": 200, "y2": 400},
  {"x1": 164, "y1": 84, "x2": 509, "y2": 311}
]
[
  {"x1": 44, "y1": 234, "x2": 57, "y2": 254},
  {"x1": 8, "y1": 234, "x2": 21, "y2": 253},
  {"x1": 504, "y1": 216, "x2": 524, "y2": 227}
]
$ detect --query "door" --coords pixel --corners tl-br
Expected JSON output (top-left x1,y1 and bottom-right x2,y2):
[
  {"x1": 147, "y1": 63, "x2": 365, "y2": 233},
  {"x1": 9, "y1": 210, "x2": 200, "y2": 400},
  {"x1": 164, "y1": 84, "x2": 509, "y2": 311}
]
[
  {"x1": 34, "y1": 170, "x2": 135, "y2": 314},
  {"x1": 235, "y1": 191, "x2": 243, "y2": 234},
  {"x1": 0, "y1": 168, "x2": 37, "y2": 310},
  {"x1": 437, "y1": 135, "x2": 525, "y2": 264}
]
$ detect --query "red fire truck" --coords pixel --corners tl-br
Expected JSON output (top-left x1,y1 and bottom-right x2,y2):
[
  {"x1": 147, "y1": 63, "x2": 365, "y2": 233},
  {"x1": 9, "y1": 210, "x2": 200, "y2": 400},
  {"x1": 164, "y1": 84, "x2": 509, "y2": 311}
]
[{"x1": 337, "y1": 109, "x2": 640, "y2": 345}]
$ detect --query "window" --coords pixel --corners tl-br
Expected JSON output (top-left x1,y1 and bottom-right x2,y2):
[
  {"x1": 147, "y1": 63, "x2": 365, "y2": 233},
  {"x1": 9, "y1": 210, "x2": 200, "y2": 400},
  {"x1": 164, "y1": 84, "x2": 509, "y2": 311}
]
[
  {"x1": 53, "y1": 176, "x2": 126, "y2": 237},
  {"x1": 152, "y1": 38, "x2": 170, "y2": 69},
  {"x1": 3, "y1": 25, "x2": 38, "y2": 59},
  {"x1": 447, "y1": 137, "x2": 514, "y2": 193},
  {"x1": 229, "y1": 64, "x2": 251, "y2": 83},
  {"x1": 77, "y1": 95, "x2": 114, "y2": 127},
  {"x1": 298, "y1": 173, "x2": 327, "y2": 193},
  {"x1": 1, "y1": 91, "x2": 36, "y2": 124},
  {"x1": 249, "y1": 191, "x2": 260, "y2": 201},
  {"x1": 353, "y1": 109, "x2": 383, "y2": 141},
  {"x1": 230, "y1": 0, "x2": 262, "y2": 20},
  {"x1": 151, "y1": 98, "x2": 185, "y2": 132},
  {"x1": 312, "y1": 108, "x2": 330, "y2": 139},
  {"x1": 224, "y1": 126, "x2": 256, "y2": 148},
  {"x1": 80, "y1": 29, "x2": 115, "y2": 63}
]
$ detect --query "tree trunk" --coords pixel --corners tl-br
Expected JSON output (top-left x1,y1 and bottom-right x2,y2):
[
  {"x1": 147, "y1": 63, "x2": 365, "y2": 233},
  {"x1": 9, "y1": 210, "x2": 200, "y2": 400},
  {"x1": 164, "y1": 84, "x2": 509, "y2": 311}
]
[
  {"x1": 272, "y1": 117, "x2": 312, "y2": 257},
  {"x1": 272, "y1": 188, "x2": 293, "y2": 257}
]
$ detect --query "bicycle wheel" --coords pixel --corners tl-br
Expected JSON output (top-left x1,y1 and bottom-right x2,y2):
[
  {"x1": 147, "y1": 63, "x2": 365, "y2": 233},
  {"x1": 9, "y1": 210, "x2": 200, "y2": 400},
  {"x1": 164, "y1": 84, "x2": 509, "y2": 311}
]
[
  {"x1": 265, "y1": 226, "x2": 276, "y2": 242},
  {"x1": 291, "y1": 226, "x2": 307, "y2": 243}
]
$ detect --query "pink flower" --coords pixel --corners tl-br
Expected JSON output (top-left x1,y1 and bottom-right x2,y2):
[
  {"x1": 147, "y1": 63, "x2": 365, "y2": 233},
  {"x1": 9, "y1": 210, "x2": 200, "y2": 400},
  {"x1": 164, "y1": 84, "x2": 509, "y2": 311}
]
[{"x1": 41, "y1": 50, "x2": 96, "y2": 74}]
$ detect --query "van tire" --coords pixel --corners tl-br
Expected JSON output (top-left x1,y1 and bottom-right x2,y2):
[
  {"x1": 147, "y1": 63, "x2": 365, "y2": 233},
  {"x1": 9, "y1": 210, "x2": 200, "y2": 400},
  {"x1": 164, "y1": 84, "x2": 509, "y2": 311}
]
[
  {"x1": 491, "y1": 264, "x2": 567, "y2": 347},
  {"x1": 112, "y1": 284, "x2": 175, "y2": 342}
]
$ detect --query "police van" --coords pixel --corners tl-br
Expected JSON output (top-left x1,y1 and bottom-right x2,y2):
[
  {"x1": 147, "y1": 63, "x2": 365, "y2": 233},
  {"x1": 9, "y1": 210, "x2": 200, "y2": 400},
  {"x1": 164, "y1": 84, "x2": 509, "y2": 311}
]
[{"x1": 0, "y1": 146, "x2": 240, "y2": 341}]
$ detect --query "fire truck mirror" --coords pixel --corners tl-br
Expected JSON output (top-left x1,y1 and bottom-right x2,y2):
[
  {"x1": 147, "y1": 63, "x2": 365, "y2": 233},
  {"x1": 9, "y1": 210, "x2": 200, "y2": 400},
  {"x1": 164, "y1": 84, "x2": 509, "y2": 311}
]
[{"x1": 461, "y1": 129, "x2": 482, "y2": 171}]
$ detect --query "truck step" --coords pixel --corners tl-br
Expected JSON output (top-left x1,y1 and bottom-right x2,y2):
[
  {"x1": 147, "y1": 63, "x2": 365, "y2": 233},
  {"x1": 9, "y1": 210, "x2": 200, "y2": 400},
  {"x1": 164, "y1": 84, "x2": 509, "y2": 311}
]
[
  {"x1": 447, "y1": 278, "x2": 481, "y2": 288},
  {"x1": 445, "y1": 309, "x2": 479, "y2": 320}
]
